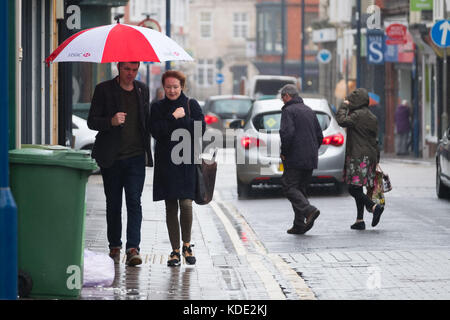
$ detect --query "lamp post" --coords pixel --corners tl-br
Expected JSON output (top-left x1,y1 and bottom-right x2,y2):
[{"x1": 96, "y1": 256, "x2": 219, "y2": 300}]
[
  {"x1": 281, "y1": 0, "x2": 286, "y2": 75},
  {"x1": 356, "y1": 0, "x2": 361, "y2": 88},
  {"x1": 0, "y1": 0, "x2": 18, "y2": 300},
  {"x1": 301, "y1": 0, "x2": 305, "y2": 90},
  {"x1": 165, "y1": 0, "x2": 171, "y2": 71}
]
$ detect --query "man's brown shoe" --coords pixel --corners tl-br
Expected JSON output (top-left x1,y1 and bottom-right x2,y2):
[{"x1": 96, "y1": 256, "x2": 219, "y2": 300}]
[
  {"x1": 109, "y1": 247, "x2": 121, "y2": 264},
  {"x1": 305, "y1": 209, "x2": 320, "y2": 230},
  {"x1": 126, "y1": 248, "x2": 142, "y2": 266},
  {"x1": 287, "y1": 225, "x2": 306, "y2": 234}
]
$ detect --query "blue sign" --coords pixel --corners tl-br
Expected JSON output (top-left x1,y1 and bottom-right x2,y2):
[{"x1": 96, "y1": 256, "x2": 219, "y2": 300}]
[
  {"x1": 317, "y1": 49, "x2": 332, "y2": 64},
  {"x1": 384, "y1": 43, "x2": 398, "y2": 62},
  {"x1": 367, "y1": 30, "x2": 385, "y2": 65},
  {"x1": 216, "y1": 73, "x2": 224, "y2": 85},
  {"x1": 431, "y1": 20, "x2": 450, "y2": 48}
]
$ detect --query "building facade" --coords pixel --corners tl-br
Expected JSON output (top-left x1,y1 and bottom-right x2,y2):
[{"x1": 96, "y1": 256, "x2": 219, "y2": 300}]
[
  {"x1": 187, "y1": 0, "x2": 258, "y2": 100},
  {"x1": 254, "y1": 0, "x2": 320, "y2": 92}
]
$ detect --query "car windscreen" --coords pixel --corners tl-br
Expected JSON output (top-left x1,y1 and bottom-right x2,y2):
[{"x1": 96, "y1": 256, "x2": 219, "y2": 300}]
[
  {"x1": 252, "y1": 111, "x2": 331, "y2": 132},
  {"x1": 254, "y1": 80, "x2": 295, "y2": 97},
  {"x1": 210, "y1": 99, "x2": 252, "y2": 118}
]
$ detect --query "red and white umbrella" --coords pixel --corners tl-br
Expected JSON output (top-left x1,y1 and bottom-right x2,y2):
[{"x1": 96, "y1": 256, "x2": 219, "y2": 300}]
[{"x1": 45, "y1": 23, "x2": 193, "y2": 65}]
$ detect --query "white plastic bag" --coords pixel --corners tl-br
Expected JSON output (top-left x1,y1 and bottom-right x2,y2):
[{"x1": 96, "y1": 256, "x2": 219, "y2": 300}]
[{"x1": 83, "y1": 249, "x2": 115, "y2": 287}]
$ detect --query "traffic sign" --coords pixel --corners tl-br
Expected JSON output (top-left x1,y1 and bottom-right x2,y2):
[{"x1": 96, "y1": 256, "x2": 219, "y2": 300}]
[
  {"x1": 216, "y1": 73, "x2": 224, "y2": 84},
  {"x1": 316, "y1": 49, "x2": 332, "y2": 64},
  {"x1": 431, "y1": 20, "x2": 450, "y2": 48}
]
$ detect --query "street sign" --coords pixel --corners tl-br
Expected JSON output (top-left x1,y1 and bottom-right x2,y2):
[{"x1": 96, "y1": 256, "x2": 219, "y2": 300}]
[
  {"x1": 385, "y1": 23, "x2": 407, "y2": 45},
  {"x1": 138, "y1": 18, "x2": 162, "y2": 32},
  {"x1": 316, "y1": 49, "x2": 332, "y2": 64},
  {"x1": 216, "y1": 73, "x2": 224, "y2": 84},
  {"x1": 410, "y1": 0, "x2": 433, "y2": 12},
  {"x1": 216, "y1": 58, "x2": 224, "y2": 70},
  {"x1": 367, "y1": 30, "x2": 385, "y2": 65},
  {"x1": 431, "y1": 20, "x2": 450, "y2": 48}
]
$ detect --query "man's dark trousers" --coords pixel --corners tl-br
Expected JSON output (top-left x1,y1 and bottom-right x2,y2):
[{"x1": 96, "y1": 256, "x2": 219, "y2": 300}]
[
  {"x1": 100, "y1": 154, "x2": 145, "y2": 251},
  {"x1": 281, "y1": 168, "x2": 317, "y2": 228}
]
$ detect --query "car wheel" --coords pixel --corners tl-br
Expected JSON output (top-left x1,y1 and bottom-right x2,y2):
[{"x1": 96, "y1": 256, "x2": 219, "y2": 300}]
[
  {"x1": 237, "y1": 178, "x2": 251, "y2": 199},
  {"x1": 436, "y1": 160, "x2": 450, "y2": 199}
]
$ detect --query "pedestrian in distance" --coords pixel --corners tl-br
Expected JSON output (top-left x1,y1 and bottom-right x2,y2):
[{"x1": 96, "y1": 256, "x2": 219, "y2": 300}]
[
  {"x1": 150, "y1": 70, "x2": 206, "y2": 267},
  {"x1": 394, "y1": 99, "x2": 411, "y2": 156},
  {"x1": 87, "y1": 61, "x2": 153, "y2": 266},
  {"x1": 279, "y1": 84, "x2": 323, "y2": 235},
  {"x1": 336, "y1": 88, "x2": 384, "y2": 230},
  {"x1": 150, "y1": 87, "x2": 165, "y2": 105}
]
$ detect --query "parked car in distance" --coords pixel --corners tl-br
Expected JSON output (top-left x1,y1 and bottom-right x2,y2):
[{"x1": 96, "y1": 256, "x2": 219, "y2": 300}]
[
  {"x1": 243, "y1": 75, "x2": 299, "y2": 100},
  {"x1": 203, "y1": 95, "x2": 253, "y2": 148},
  {"x1": 233, "y1": 95, "x2": 346, "y2": 198},
  {"x1": 72, "y1": 114, "x2": 96, "y2": 151},
  {"x1": 436, "y1": 125, "x2": 450, "y2": 199},
  {"x1": 72, "y1": 114, "x2": 100, "y2": 173}
]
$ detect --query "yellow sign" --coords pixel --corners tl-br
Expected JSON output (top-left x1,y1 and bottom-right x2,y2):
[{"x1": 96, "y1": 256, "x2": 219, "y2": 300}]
[{"x1": 265, "y1": 117, "x2": 277, "y2": 128}]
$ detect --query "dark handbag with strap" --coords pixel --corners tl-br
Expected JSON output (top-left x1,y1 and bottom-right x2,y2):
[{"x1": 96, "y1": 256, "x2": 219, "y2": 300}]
[
  {"x1": 186, "y1": 99, "x2": 218, "y2": 205},
  {"x1": 195, "y1": 150, "x2": 218, "y2": 205}
]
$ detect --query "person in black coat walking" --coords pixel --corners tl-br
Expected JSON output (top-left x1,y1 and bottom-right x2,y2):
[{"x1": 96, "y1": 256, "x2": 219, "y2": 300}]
[
  {"x1": 279, "y1": 84, "x2": 323, "y2": 235},
  {"x1": 150, "y1": 70, "x2": 205, "y2": 267},
  {"x1": 87, "y1": 62, "x2": 153, "y2": 266}
]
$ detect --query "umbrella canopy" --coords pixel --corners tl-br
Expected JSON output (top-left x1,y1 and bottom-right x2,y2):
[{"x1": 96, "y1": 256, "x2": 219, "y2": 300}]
[
  {"x1": 45, "y1": 23, "x2": 193, "y2": 65},
  {"x1": 368, "y1": 92, "x2": 380, "y2": 106}
]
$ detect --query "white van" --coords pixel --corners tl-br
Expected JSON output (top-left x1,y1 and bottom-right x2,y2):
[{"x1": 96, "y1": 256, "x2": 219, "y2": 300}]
[{"x1": 242, "y1": 75, "x2": 299, "y2": 100}]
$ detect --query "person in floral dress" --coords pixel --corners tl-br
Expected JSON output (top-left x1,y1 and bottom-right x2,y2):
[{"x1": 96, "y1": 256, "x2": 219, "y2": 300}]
[{"x1": 336, "y1": 88, "x2": 384, "y2": 230}]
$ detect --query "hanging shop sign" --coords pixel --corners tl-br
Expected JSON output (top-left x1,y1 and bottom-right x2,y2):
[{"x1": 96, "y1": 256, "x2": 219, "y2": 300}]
[{"x1": 386, "y1": 23, "x2": 408, "y2": 45}]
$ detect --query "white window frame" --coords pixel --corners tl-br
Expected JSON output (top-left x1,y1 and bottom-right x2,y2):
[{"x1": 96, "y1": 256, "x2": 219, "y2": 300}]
[
  {"x1": 233, "y1": 12, "x2": 249, "y2": 39},
  {"x1": 199, "y1": 11, "x2": 213, "y2": 39},
  {"x1": 197, "y1": 59, "x2": 214, "y2": 87}
]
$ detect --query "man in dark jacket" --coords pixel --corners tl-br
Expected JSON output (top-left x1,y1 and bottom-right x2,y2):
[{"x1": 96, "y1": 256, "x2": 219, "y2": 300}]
[
  {"x1": 87, "y1": 61, "x2": 153, "y2": 266},
  {"x1": 279, "y1": 84, "x2": 323, "y2": 234}
]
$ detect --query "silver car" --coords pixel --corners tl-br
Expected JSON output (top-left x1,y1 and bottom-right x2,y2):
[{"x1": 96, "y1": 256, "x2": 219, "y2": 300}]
[{"x1": 233, "y1": 95, "x2": 346, "y2": 198}]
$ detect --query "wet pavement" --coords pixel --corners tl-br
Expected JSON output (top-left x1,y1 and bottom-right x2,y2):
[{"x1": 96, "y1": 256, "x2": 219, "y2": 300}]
[
  {"x1": 81, "y1": 149, "x2": 450, "y2": 301},
  {"x1": 81, "y1": 171, "x2": 313, "y2": 300}
]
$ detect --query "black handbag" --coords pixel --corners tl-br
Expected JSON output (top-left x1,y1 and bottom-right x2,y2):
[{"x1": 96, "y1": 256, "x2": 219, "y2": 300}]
[
  {"x1": 186, "y1": 99, "x2": 218, "y2": 205},
  {"x1": 195, "y1": 150, "x2": 218, "y2": 205}
]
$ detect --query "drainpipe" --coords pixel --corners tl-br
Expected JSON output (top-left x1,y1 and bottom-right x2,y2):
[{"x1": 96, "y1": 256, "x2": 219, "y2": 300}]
[{"x1": 0, "y1": 0, "x2": 18, "y2": 300}]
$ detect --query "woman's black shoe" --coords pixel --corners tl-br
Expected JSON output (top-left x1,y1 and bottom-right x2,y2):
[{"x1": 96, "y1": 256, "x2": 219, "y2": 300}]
[
  {"x1": 182, "y1": 245, "x2": 196, "y2": 265},
  {"x1": 372, "y1": 205, "x2": 384, "y2": 227},
  {"x1": 167, "y1": 251, "x2": 181, "y2": 267},
  {"x1": 351, "y1": 221, "x2": 366, "y2": 230}
]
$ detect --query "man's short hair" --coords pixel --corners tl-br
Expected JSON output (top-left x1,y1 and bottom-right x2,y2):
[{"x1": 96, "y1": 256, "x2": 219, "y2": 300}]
[
  {"x1": 117, "y1": 61, "x2": 140, "y2": 69},
  {"x1": 280, "y1": 84, "x2": 299, "y2": 99}
]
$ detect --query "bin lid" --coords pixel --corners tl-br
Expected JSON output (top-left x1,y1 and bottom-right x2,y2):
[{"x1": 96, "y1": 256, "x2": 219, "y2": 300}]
[{"x1": 9, "y1": 145, "x2": 98, "y2": 171}]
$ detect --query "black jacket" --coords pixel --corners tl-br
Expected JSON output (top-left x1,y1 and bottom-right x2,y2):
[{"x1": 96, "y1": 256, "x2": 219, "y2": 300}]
[
  {"x1": 280, "y1": 97, "x2": 323, "y2": 170},
  {"x1": 87, "y1": 77, "x2": 153, "y2": 168},
  {"x1": 150, "y1": 92, "x2": 206, "y2": 201}
]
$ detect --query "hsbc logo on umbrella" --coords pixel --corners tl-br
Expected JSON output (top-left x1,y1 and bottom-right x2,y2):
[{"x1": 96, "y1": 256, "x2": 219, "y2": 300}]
[{"x1": 68, "y1": 52, "x2": 91, "y2": 58}]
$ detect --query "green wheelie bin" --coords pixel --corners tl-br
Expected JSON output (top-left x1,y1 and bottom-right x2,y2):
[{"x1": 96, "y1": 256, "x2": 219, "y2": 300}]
[{"x1": 8, "y1": 145, "x2": 98, "y2": 299}]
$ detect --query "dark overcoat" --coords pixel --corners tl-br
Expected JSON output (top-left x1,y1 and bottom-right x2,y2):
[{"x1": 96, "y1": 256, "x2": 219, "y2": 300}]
[
  {"x1": 280, "y1": 97, "x2": 324, "y2": 170},
  {"x1": 150, "y1": 92, "x2": 205, "y2": 201},
  {"x1": 335, "y1": 88, "x2": 379, "y2": 164},
  {"x1": 87, "y1": 76, "x2": 153, "y2": 168}
]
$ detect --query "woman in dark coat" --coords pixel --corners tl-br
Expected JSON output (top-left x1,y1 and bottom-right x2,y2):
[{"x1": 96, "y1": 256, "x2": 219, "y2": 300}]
[
  {"x1": 150, "y1": 70, "x2": 205, "y2": 266},
  {"x1": 336, "y1": 88, "x2": 384, "y2": 230}
]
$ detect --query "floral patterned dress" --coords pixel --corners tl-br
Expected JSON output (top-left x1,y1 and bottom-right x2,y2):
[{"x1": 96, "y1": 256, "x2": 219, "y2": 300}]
[{"x1": 344, "y1": 155, "x2": 376, "y2": 188}]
